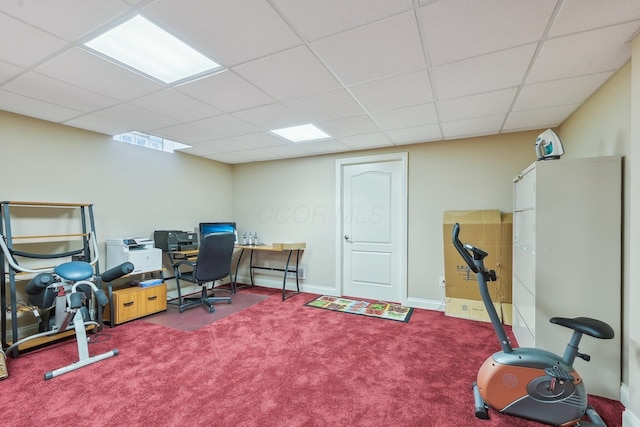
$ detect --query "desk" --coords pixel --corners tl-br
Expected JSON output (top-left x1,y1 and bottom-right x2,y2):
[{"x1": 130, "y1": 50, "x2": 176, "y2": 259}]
[{"x1": 234, "y1": 243, "x2": 306, "y2": 301}]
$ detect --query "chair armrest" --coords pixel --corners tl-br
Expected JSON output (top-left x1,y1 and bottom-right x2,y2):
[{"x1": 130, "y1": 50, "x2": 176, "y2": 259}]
[{"x1": 173, "y1": 260, "x2": 197, "y2": 270}]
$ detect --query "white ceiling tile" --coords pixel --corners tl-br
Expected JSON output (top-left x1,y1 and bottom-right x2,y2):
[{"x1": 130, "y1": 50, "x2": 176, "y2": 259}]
[
  {"x1": 421, "y1": 0, "x2": 556, "y2": 66},
  {"x1": 0, "y1": 60, "x2": 23, "y2": 84},
  {"x1": 63, "y1": 103, "x2": 180, "y2": 135},
  {"x1": 317, "y1": 115, "x2": 380, "y2": 138},
  {"x1": 386, "y1": 124, "x2": 441, "y2": 144},
  {"x1": 0, "y1": 0, "x2": 129, "y2": 41},
  {"x1": 310, "y1": 11, "x2": 426, "y2": 85},
  {"x1": 187, "y1": 138, "x2": 244, "y2": 153},
  {"x1": 179, "y1": 143, "x2": 222, "y2": 157},
  {"x1": 504, "y1": 104, "x2": 578, "y2": 131},
  {"x1": 230, "y1": 132, "x2": 290, "y2": 150},
  {"x1": 186, "y1": 114, "x2": 259, "y2": 140},
  {"x1": 528, "y1": 22, "x2": 638, "y2": 83},
  {"x1": 438, "y1": 88, "x2": 518, "y2": 122},
  {"x1": 231, "y1": 103, "x2": 306, "y2": 130},
  {"x1": 297, "y1": 139, "x2": 349, "y2": 154},
  {"x1": 3, "y1": 72, "x2": 119, "y2": 112},
  {"x1": 0, "y1": 13, "x2": 67, "y2": 68},
  {"x1": 153, "y1": 122, "x2": 216, "y2": 143},
  {"x1": 260, "y1": 144, "x2": 312, "y2": 159},
  {"x1": 549, "y1": 0, "x2": 640, "y2": 37},
  {"x1": 143, "y1": 0, "x2": 302, "y2": 67},
  {"x1": 431, "y1": 44, "x2": 537, "y2": 99},
  {"x1": 271, "y1": 0, "x2": 413, "y2": 41},
  {"x1": 284, "y1": 89, "x2": 365, "y2": 122},
  {"x1": 348, "y1": 70, "x2": 434, "y2": 113},
  {"x1": 371, "y1": 103, "x2": 438, "y2": 130},
  {"x1": 0, "y1": 89, "x2": 83, "y2": 123},
  {"x1": 441, "y1": 114, "x2": 506, "y2": 139},
  {"x1": 515, "y1": 72, "x2": 613, "y2": 111},
  {"x1": 130, "y1": 89, "x2": 223, "y2": 122},
  {"x1": 176, "y1": 71, "x2": 274, "y2": 113},
  {"x1": 339, "y1": 132, "x2": 393, "y2": 150},
  {"x1": 36, "y1": 47, "x2": 163, "y2": 100},
  {"x1": 233, "y1": 46, "x2": 340, "y2": 100}
]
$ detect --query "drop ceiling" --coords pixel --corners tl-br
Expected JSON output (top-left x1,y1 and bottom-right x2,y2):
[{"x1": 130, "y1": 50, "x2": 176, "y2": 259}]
[{"x1": 1, "y1": 0, "x2": 639, "y2": 164}]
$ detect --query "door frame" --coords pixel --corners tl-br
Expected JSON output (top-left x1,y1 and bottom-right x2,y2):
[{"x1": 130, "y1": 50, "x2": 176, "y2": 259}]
[{"x1": 335, "y1": 152, "x2": 408, "y2": 304}]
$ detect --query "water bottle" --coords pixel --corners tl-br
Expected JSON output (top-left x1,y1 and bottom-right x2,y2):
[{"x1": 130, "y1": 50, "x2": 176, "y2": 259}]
[
  {"x1": 254, "y1": 232, "x2": 259, "y2": 245},
  {"x1": 247, "y1": 232, "x2": 253, "y2": 245},
  {"x1": 242, "y1": 232, "x2": 247, "y2": 245}
]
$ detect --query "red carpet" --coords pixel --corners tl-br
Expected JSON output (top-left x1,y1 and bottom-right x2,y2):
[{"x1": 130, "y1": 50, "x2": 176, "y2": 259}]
[{"x1": 0, "y1": 287, "x2": 623, "y2": 426}]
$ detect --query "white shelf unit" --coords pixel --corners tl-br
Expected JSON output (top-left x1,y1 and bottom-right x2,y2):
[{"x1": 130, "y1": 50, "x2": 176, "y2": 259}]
[{"x1": 512, "y1": 156, "x2": 622, "y2": 400}]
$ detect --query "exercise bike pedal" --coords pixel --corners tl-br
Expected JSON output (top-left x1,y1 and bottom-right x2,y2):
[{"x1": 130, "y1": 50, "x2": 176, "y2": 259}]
[{"x1": 544, "y1": 365, "x2": 574, "y2": 382}]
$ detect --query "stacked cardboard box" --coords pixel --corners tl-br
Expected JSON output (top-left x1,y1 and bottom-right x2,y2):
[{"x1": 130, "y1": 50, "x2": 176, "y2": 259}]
[{"x1": 442, "y1": 210, "x2": 512, "y2": 324}]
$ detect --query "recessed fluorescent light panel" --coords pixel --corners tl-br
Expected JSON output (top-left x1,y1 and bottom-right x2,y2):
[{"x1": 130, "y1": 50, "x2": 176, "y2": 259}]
[
  {"x1": 85, "y1": 15, "x2": 220, "y2": 83},
  {"x1": 271, "y1": 124, "x2": 330, "y2": 142}
]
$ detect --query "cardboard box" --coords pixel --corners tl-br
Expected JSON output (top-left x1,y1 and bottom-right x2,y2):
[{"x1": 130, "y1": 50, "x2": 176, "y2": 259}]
[
  {"x1": 443, "y1": 210, "x2": 513, "y2": 323},
  {"x1": 499, "y1": 213, "x2": 513, "y2": 304},
  {"x1": 445, "y1": 298, "x2": 502, "y2": 323}
]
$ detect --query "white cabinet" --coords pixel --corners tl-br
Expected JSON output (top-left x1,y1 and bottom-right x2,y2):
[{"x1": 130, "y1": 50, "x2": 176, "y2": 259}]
[{"x1": 512, "y1": 156, "x2": 621, "y2": 400}]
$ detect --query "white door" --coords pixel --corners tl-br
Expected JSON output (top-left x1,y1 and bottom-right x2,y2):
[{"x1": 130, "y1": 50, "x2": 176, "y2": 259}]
[{"x1": 337, "y1": 153, "x2": 407, "y2": 303}]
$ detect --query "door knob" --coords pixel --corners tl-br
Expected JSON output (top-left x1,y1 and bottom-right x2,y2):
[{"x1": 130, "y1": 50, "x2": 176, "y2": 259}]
[{"x1": 344, "y1": 235, "x2": 350, "y2": 241}]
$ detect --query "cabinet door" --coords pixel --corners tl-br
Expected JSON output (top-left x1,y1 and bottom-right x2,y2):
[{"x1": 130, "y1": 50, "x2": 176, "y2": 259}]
[
  {"x1": 139, "y1": 284, "x2": 167, "y2": 315},
  {"x1": 114, "y1": 290, "x2": 138, "y2": 323}
]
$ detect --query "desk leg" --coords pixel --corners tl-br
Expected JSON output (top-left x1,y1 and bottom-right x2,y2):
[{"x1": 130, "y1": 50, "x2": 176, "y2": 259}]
[
  {"x1": 295, "y1": 249, "x2": 301, "y2": 293},
  {"x1": 249, "y1": 249, "x2": 255, "y2": 286},
  {"x1": 282, "y1": 250, "x2": 293, "y2": 301},
  {"x1": 233, "y1": 249, "x2": 245, "y2": 294}
]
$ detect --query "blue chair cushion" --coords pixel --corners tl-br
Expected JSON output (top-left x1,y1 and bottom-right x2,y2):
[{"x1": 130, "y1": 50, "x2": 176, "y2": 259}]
[{"x1": 54, "y1": 261, "x2": 93, "y2": 281}]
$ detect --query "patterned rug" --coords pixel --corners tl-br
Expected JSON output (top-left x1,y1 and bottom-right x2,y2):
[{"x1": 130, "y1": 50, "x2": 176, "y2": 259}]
[{"x1": 305, "y1": 295, "x2": 413, "y2": 322}]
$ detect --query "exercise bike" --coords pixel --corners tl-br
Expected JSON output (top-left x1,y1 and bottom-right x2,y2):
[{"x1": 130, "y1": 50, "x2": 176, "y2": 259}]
[
  {"x1": 1, "y1": 232, "x2": 133, "y2": 380},
  {"x1": 451, "y1": 223, "x2": 614, "y2": 426}
]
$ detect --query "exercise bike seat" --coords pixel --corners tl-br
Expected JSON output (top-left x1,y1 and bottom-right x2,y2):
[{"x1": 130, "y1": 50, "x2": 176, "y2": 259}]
[
  {"x1": 550, "y1": 316, "x2": 614, "y2": 339},
  {"x1": 54, "y1": 261, "x2": 94, "y2": 282}
]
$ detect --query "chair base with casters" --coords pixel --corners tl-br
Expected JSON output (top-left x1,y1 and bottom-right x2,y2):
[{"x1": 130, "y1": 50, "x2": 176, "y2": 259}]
[
  {"x1": 170, "y1": 232, "x2": 236, "y2": 313},
  {"x1": 172, "y1": 280, "x2": 231, "y2": 313}
]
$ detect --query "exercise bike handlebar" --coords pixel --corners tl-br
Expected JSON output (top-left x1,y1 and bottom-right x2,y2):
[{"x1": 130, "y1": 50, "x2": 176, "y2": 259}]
[{"x1": 452, "y1": 223, "x2": 479, "y2": 273}]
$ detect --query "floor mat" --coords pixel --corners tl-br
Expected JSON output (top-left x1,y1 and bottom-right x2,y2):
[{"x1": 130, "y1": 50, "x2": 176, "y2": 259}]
[
  {"x1": 142, "y1": 291, "x2": 269, "y2": 331},
  {"x1": 305, "y1": 295, "x2": 413, "y2": 322}
]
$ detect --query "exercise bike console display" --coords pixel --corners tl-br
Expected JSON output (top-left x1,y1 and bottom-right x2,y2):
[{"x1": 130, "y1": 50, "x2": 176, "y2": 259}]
[{"x1": 452, "y1": 223, "x2": 613, "y2": 426}]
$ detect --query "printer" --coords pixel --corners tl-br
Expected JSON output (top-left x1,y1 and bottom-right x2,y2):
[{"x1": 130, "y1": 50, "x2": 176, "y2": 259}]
[
  {"x1": 106, "y1": 237, "x2": 162, "y2": 274},
  {"x1": 153, "y1": 230, "x2": 199, "y2": 252}
]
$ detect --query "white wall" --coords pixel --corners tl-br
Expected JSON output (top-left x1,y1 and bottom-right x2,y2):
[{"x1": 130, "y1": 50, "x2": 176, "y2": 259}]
[
  {"x1": 232, "y1": 132, "x2": 536, "y2": 303},
  {"x1": 0, "y1": 111, "x2": 233, "y2": 248},
  {"x1": 559, "y1": 57, "x2": 638, "y2": 424},
  {"x1": 0, "y1": 110, "x2": 233, "y2": 328},
  {"x1": 626, "y1": 37, "x2": 640, "y2": 427}
]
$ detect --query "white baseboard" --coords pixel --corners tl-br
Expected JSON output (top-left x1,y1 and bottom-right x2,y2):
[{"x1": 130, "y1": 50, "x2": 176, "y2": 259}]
[
  {"x1": 621, "y1": 383, "x2": 630, "y2": 407},
  {"x1": 405, "y1": 296, "x2": 446, "y2": 311},
  {"x1": 623, "y1": 408, "x2": 640, "y2": 427}
]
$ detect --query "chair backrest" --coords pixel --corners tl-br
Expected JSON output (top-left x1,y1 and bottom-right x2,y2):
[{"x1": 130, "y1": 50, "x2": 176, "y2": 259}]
[{"x1": 194, "y1": 232, "x2": 236, "y2": 283}]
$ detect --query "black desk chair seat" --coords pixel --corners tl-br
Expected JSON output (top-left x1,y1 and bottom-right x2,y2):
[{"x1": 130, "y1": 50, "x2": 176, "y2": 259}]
[{"x1": 171, "y1": 232, "x2": 235, "y2": 313}]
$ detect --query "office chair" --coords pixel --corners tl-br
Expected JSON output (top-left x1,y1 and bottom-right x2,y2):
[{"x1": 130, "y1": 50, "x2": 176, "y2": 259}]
[{"x1": 171, "y1": 232, "x2": 235, "y2": 313}]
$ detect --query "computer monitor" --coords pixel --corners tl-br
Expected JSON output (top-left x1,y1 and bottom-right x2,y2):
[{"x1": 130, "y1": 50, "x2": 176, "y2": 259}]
[{"x1": 198, "y1": 222, "x2": 237, "y2": 244}]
